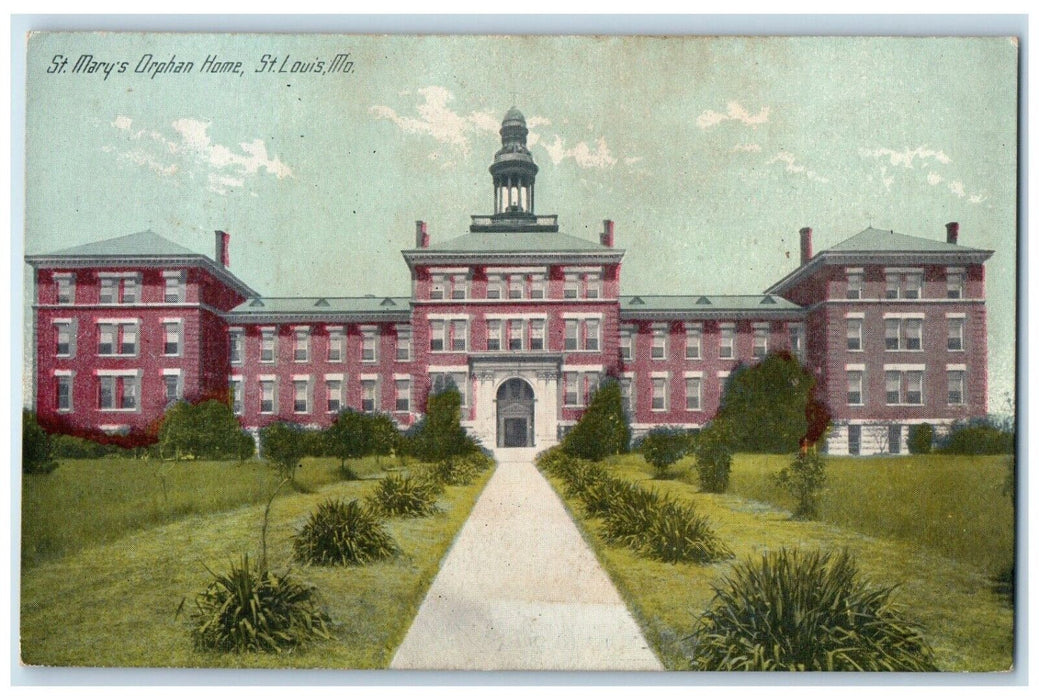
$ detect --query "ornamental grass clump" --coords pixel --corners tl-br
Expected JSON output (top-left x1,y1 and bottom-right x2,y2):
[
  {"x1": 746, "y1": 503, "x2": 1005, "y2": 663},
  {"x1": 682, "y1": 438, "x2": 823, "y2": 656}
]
[
  {"x1": 366, "y1": 473, "x2": 440, "y2": 518},
  {"x1": 580, "y1": 476, "x2": 636, "y2": 518},
  {"x1": 561, "y1": 460, "x2": 609, "y2": 499},
  {"x1": 640, "y1": 500, "x2": 733, "y2": 564},
  {"x1": 292, "y1": 498, "x2": 399, "y2": 566},
  {"x1": 190, "y1": 554, "x2": 332, "y2": 654},
  {"x1": 599, "y1": 485, "x2": 663, "y2": 551},
  {"x1": 690, "y1": 549, "x2": 937, "y2": 671}
]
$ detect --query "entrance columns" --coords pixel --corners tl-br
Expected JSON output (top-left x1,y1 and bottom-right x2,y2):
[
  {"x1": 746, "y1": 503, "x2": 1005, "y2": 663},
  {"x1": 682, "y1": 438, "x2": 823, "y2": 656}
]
[
  {"x1": 535, "y1": 370, "x2": 559, "y2": 448},
  {"x1": 473, "y1": 371, "x2": 497, "y2": 448}
]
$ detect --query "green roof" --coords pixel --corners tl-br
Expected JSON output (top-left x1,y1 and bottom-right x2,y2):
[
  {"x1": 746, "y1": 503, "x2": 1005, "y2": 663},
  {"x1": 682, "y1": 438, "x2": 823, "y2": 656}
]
[
  {"x1": 422, "y1": 231, "x2": 613, "y2": 253},
  {"x1": 228, "y1": 296, "x2": 411, "y2": 316},
  {"x1": 38, "y1": 230, "x2": 203, "y2": 258},
  {"x1": 828, "y1": 227, "x2": 983, "y2": 253},
  {"x1": 621, "y1": 294, "x2": 802, "y2": 312}
]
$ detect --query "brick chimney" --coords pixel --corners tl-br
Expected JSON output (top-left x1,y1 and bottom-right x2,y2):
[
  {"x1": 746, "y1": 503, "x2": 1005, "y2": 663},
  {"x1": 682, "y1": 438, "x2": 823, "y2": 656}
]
[
  {"x1": 215, "y1": 230, "x2": 230, "y2": 267},
  {"x1": 946, "y1": 221, "x2": 959, "y2": 245},
  {"x1": 415, "y1": 220, "x2": 429, "y2": 249},
  {"x1": 799, "y1": 227, "x2": 813, "y2": 265},
  {"x1": 600, "y1": 219, "x2": 615, "y2": 248}
]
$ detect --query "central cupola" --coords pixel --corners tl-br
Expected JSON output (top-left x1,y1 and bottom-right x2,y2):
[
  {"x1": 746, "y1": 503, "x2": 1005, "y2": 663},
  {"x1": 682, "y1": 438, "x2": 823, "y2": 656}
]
[{"x1": 471, "y1": 107, "x2": 559, "y2": 233}]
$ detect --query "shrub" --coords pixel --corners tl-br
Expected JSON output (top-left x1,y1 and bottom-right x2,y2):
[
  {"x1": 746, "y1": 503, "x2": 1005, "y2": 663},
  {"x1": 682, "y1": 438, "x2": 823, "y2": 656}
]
[
  {"x1": 405, "y1": 385, "x2": 479, "y2": 462},
  {"x1": 599, "y1": 486, "x2": 663, "y2": 551},
  {"x1": 641, "y1": 427, "x2": 689, "y2": 479},
  {"x1": 561, "y1": 460, "x2": 609, "y2": 499},
  {"x1": 190, "y1": 554, "x2": 332, "y2": 653},
  {"x1": 324, "y1": 410, "x2": 401, "y2": 466},
  {"x1": 366, "y1": 473, "x2": 440, "y2": 518},
  {"x1": 908, "y1": 423, "x2": 934, "y2": 454},
  {"x1": 158, "y1": 400, "x2": 254, "y2": 461},
  {"x1": 561, "y1": 379, "x2": 630, "y2": 461},
  {"x1": 773, "y1": 450, "x2": 827, "y2": 519},
  {"x1": 293, "y1": 499, "x2": 399, "y2": 566},
  {"x1": 260, "y1": 422, "x2": 309, "y2": 485},
  {"x1": 580, "y1": 477, "x2": 634, "y2": 518},
  {"x1": 694, "y1": 423, "x2": 732, "y2": 493},
  {"x1": 424, "y1": 451, "x2": 492, "y2": 487},
  {"x1": 640, "y1": 500, "x2": 733, "y2": 564},
  {"x1": 536, "y1": 446, "x2": 575, "y2": 478},
  {"x1": 22, "y1": 411, "x2": 58, "y2": 475},
  {"x1": 51, "y1": 433, "x2": 125, "y2": 459},
  {"x1": 939, "y1": 419, "x2": 1014, "y2": 455},
  {"x1": 690, "y1": 549, "x2": 937, "y2": 671}
]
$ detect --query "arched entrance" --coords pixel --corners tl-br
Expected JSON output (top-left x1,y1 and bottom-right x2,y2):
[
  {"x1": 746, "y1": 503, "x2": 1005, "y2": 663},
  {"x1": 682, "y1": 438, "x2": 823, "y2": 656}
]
[{"x1": 496, "y1": 378, "x2": 535, "y2": 447}]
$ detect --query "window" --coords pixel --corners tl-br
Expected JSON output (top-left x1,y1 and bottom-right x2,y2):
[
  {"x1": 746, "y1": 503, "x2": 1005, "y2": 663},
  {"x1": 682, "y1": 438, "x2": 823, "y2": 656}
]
[
  {"x1": 97, "y1": 322, "x2": 138, "y2": 356},
  {"x1": 885, "y1": 270, "x2": 923, "y2": 299},
  {"x1": 486, "y1": 275, "x2": 503, "y2": 299},
  {"x1": 584, "y1": 319, "x2": 600, "y2": 351},
  {"x1": 55, "y1": 321, "x2": 74, "y2": 357},
  {"x1": 685, "y1": 324, "x2": 702, "y2": 360},
  {"x1": 230, "y1": 330, "x2": 244, "y2": 364},
  {"x1": 530, "y1": 274, "x2": 546, "y2": 299},
  {"x1": 620, "y1": 377, "x2": 634, "y2": 415},
  {"x1": 947, "y1": 269, "x2": 965, "y2": 299},
  {"x1": 620, "y1": 326, "x2": 634, "y2": 361},
  {"x1": 98, "y1": 374, "x2": 138, "y2": 411},
  {"x1": 164, "y1": 373, "x2": 181, "y2": 406},
  {"x1": 789, "y1": 323, "x2": 805, "y2": 361},
  {"x1": 99, "y1": 276, "x2": 139, "y2": 304},
  {"x1": 685, "y1": 376, "x2": 702, "y2": 411},
  {"x1": 395, "y1": 379, "x2": 411, "y2": 411},
  {"x1": 847, "y1": 371, "x2": 864, "y2": 406},
  {"x1": 361, "y1": 329, "x2": 378, "y2": 362},
  {"x1": 260, "y1": 329, "x2": 276, "y2": 363},
  {"x1": 651, "y1": 326, "x2": 667, "y2": 359},
  {"x1": 563, "y1": 372, "x2": 599, "y2": 406},
  {"x1": 948, "y1": 370, "x2": 965, "y2": 405},
  {"x1": 885, "y1": 370, "x2": 923, "y2": 405},
  {"x1": 451, "y1": 320, "x2": 468, "y2": 351},
  {"x1": 326, "y1": 379, "x2": 343, "y2": 413},
  {"x1": 651, "y1": 376, "x2": 668, "y2": 411},
  {"x1": 163, "y1": 271, "x2": 186, "y2": 303},
  {"x1": 431, "y1": 373, "x2": 468, "y2": 407},
  {"x1": 122, "y1": 277, "x2": 138, "y2": 304},
  {"x1": 163, "y1": 322, "x2": 181, "y2": 356},
  {"x1": 396, "y1": 326, "x2": 411, "y2": 361},
  {"x1": 847, "y1": 319, "x2": 863, "y2": 351},
  {"x1": 430, "y1": 320, "x2": 446, "y2": 352},
  {"x1": 327, "y1": 327, "x2": 345, "y2": 362},
  {"x1": 530, "y1": 320, "x2": 545, "y2": 350},
  {"x1": 56, "y1": 274, "x2": 75, "y2": 305},
  {"x1": 583, "y1": 373, "x2": 601, "y2": 405},
  {"x1": 361, "y1": 380, "x2": 378, "y2": 412},
  {"x1": 508, "y1": 319, "x2": 524, "y2": 351},
  {"x1": 885, "y1": 317, "x2": 923, "y2": 351},
  {"x1": 99, "y1": 277, "x2": 118, "y2": 304},
  {"x1": 259, "y1": 380, "x2": 276, "y2": 413},
  {"x1": 846, "y1": 271, "x2": 864, "y2": 300},
  {"x1": 719, "y1": 323, "x2": 736, "y2": 359},
  {"x1": 947, "y1": 317, "x2": 965, "y2": 351},
  {"x1": 293, "y1": 328, "x2": 310, "y2": 362},
  {"x1": 564, "y1": 320, "x2": 579, "y2": 350},
  {"x1": 563, "y1": 274, "x2": 579, "y2": 299},
  {"x1": 231, "y1": 378, "x2": 244, "y2": 415},
  {"x1": 450, "y1": 274, "x2": 468, "y2": 300},
  {"x1": 752, "y1": 324, "x2": 769, "y2": 359},
  {"x1": 486, "y1": 320, "x2": 503, "y2": 351},
  {"x1": 430, "y1": 275, "x2": 446, "y2": 300},
  {"x1": 563, "y1": 372, "x2": 579, "y2": 406},
  {"x1": 508, "y1": 274, "x2": 524, "y2": 299},
  {"x1": 293, "y1": 379, "x2": 309, "y2": 413},
  {"x1": 56, "y1": 375, "x2": 73, "y2": 412},
  {"x1": 584, "y1": 272, "x2": 601, "y2": 299}
]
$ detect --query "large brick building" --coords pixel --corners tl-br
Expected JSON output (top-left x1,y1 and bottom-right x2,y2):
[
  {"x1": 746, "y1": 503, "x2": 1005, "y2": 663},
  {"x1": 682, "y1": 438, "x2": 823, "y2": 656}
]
[{"x1": 25, "y1": 108, "x2": 993, "y2": 454}]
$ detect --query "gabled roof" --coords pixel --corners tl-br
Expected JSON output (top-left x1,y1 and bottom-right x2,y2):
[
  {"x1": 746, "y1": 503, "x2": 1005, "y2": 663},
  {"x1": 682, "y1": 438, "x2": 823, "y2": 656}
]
[
  {"x1": 225, "y1": 296, "x2": 411, "y2": 322},
  {"x1": 765, "y1": 226, "x2": 993, "y2": 295},
  {"x1": 25, "y1": 229, "x2": 259, "y2": 297},
  {"x1": 620, "y1": 294, "x2": 803, "y2": 318}
]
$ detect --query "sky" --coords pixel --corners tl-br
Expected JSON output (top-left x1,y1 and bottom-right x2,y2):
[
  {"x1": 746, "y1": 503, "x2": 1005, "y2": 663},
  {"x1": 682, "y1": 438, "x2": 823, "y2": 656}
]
[{"x1": 20, "y1": 33, "x2": 1019, "y2": 409}]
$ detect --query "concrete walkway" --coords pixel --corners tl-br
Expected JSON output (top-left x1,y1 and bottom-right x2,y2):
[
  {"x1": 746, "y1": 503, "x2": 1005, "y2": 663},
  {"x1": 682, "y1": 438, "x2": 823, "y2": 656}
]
[{"x1": 391, "y1": 448, "x2": 663, "y2": 671}]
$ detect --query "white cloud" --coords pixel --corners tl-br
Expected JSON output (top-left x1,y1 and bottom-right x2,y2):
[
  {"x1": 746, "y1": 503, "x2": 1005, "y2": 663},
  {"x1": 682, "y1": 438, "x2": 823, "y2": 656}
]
[
  {"x1": 767, "y1": 151, "x2": 829, "y2": 183},
  {"x1": 106, "y1": 115, "x2": 292, "y2": 195},
  {"x1": 369, "y1": 86, "x2": 499, "y2": 157},
  {"x1": 927, "y1": 170, "x2": 943, "y2": 186},
  {"x1": 542, "y1": 135, "x2": 617, "y2": 170},
  {"x1": 948, "y1": 180, "x2": 966, "y2": 198},
  {"x1": 859, "y1": 145, "x2": 952, "y2": 169},
  {"x1": 697, "y1": 102, "x2": 770, "y2": 130}
]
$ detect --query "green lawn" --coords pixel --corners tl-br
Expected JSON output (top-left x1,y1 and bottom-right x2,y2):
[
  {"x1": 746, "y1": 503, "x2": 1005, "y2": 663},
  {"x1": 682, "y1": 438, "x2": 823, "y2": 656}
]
[
  {"x1": 545, "y1": 454, "x2": 1014, "y2": 672},
  {"x1": 21, "y1": 457, "x2": 492, "y2": 668}
]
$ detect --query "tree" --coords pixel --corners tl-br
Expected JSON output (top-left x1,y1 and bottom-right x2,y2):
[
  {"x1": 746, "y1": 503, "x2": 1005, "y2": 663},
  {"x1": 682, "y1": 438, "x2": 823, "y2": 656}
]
[
  {"x1": 773, "y1": 450, "x2": 827, "y2": 519},
  {"x1": 694, "y1": 421, "x2": 733, "y2": 493},
  {"x1": 561, "y1": 378, "x2": 631, "y2": 461},
  {"x1": 22, "y1": 411, "x2": 58, "y2": 475},
  {"x1": 908, "y1": 423, "x2": 934, "y2": 454},
  {"x1": 714, "y1": 352, "x2": 829, "y2": 453},
  {"x1": 260, "y1": 422, "x2": 309, "y2": 485},
  {"x1": 407, "y1": 384, "x2": 475, "y2": 462},
  {"x1": 325, "y1": 409, "x2": 369, "y2": 467},
  {"x1": 640, "y1": 427, "x2": 689, "y2": 479},
  {"x1": 158, "y1": 400, "x2": 254, "y2": 460}
]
